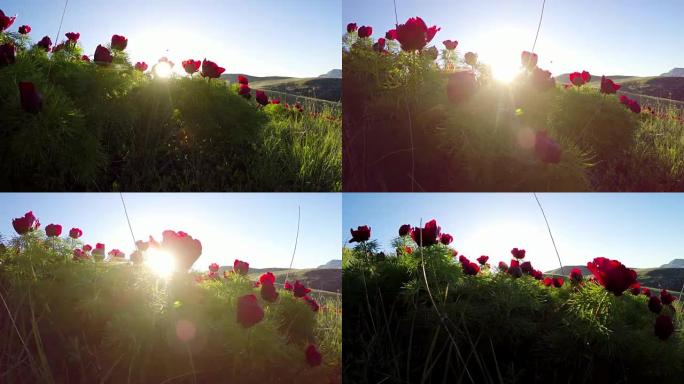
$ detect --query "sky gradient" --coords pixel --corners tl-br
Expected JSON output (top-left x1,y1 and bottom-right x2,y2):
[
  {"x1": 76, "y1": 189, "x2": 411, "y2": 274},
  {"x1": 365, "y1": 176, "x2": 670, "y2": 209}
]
[
  {"x1": 342, "y1": 193, "x2": 684, "y2": 272},
  {"x1": 343, "y1": 0, "x2": 684, "y2": 78},
  {"x1": 0, "y1": 193, "x2": 341, "y2": 271},
  {"x1": 3, "y1": 0, "x2": 341, "y2": 78}
]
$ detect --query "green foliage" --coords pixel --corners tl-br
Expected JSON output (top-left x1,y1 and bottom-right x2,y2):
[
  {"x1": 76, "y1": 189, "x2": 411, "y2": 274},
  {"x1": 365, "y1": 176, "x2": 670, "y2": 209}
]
[
  {"x1": 0, "y1": 33, "x2": 341, "y2": 191},
  {"x1": 343, "y1": 35, "x2": 684, "y2": 191},
  {"x1": 343, "y1": 241, "x2": 684, "y2": 383},
  {"x1": 0, "y1": 235, "x2": 340, "y2": 383}
]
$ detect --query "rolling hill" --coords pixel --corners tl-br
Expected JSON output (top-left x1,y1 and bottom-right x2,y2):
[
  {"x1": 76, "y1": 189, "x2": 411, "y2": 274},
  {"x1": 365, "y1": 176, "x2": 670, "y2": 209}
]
[
  {"x1": 554, "y1": 69, "x2": 684, "y2": 102},
  {"x1": 213, "y1": 260, "x2": 342, "y2": 293},
  {"x1": 221, "y1": 71, "x2": 342, "y2": 102}
]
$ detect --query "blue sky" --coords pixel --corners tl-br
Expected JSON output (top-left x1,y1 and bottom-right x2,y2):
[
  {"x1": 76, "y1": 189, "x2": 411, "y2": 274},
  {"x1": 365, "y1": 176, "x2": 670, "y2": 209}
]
[
  {"x1": 0, "y1": 193, "x2": 341, "y2": 271},
  {"x1": 2, "y1": 0, "x2": 341, "y2": 77},
  {"x1": 342, "y1": 193, "x2": 684, "y2": 272},
  {"x1": 343, "y1": 0, "x2": 684, "y2": 78}
]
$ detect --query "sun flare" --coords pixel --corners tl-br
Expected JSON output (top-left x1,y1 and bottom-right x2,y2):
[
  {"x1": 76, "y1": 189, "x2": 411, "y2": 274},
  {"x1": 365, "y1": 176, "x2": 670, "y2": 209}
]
[
  {"x1": 144, "y1": 248, "x2": 176, "y2": 278},
  {"x1": 471, "y1": 27, "x2": 529, "y2": 83},
  {"x1": 153, "y1": 61, "x2": 173, "y2": 79}
]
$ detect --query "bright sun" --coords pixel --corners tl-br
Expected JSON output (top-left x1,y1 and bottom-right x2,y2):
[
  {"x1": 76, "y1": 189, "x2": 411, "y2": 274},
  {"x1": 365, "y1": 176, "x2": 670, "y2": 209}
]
[
  {"x1": 144, "y1": 248, "x2": 176, "y2": 278},
  {"x1": 153, "y1": 61, "x2": 173, "y2": 79},
  {"x1": 472, "y1": 27, "x2": 529, "y2": 83}
]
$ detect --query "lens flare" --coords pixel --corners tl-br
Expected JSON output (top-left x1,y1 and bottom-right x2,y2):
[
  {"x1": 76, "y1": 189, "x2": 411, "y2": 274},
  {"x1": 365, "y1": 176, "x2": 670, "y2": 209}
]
[
  {"x1": 145, "y1": 248, "x2": 176, "y2": 278},
  {"x1": 154, "y1": 61, "x2": 173, "y2": 78}
]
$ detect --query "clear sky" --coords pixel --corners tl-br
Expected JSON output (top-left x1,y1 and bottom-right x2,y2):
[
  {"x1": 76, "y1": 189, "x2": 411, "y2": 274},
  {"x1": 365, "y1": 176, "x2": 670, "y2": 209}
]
[
  {"x1": 342, "y1": 193, "x2": 684, "y2": 272},
  {"x1": 0, "y1": 193, "x2": 341, "y2": 271},
  {"x1": 343, "y1": 0, "x2": 684, "y2": 79},
  {"x1": 3, "y1": 0, "x2": 341, "y2": 78}
]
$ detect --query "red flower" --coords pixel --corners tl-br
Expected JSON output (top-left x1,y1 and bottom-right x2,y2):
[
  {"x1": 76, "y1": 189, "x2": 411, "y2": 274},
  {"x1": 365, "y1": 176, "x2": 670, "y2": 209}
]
[
  {"x1": 284, "y1": 281, "x2": 293, "y2": 291},
  {"x1": 531, "y1": 269, "x2": 543, "y2": 280},
  {"x1": 521, "y1": 51, "x2": 538, "y2": 70},
  {"x1": 236, "y1": 294, "x2": 264, "y2": 328},
  {"x1": 36, "y1": 36, "x2": 52, "y2": 51},
  {"x1": 543, "y1": 277, "x2": 553, "y2": 286},
  {"x1": 534, "y1": 130, "x2": 562, "y2": 164},
  {"x1": 649, "y1": 296, "x2": 663, "y2": 314},
  {"x1": 238, "y1": 84, "x2": 251, "y2": 98},
  {"x1": 349, "y1": 225, "x2": 371, "y2": 243},
  {"x1": 182, "y1": 59, "x2": 201, "y2": 75},
  {"x1": 111, "y1": 34, "x2": 128, "y2": 51},
  {"x1": 642, "y1": 287, "x2": 651, "y2": 297},
  {"x1": 464, "y1": 52, "x2": 478, "y2": 67},
  {"x1": 94, "y1": 45, "x2": 113, "y2": 64},
  {"x1": 372, "y1": 37, "x2": 386, "y2": 53},
  {"x1": 18, "y1": 82, "x2": 43, "y2": 114},
  {"x1": 304, "y1": 295, "x2": 319, "y2": 312},
  {"x1": 553, "y1": 277, "x2": 564, "y2": 288},
  {"x1": 443, "y1": 40, "x2": 458, "y2": 50},
  {"x1": 661, "y1": 289, "x2": 677, "y2": 305},
  {"x1": 511, "y1": 248, "x2": 526, "y2": 259},
  {"x1": 619, "y1": 95, "x2": 641, "y2": 114},
  {"x1": 69, "y1": 227, "x2": 83, "y2": 239},
  {"x1": 233, "y1": 259, "x2": 249, "y2": 275},
  {"x1": 293, "y1": 280, "x2": 311, "y2": 298},
  {"x1": 570, "y1": 268, "x2": 583, "y2": 284},
  {"x1": 498, "y1": 261, "x2": 508, "y2": 272},
  {"x1": 404, "y1": 246, "x2": 413, "y2": 254},
  {"x1": 0, "y1": 43, "x2": 15, "y2": 67},
  {"x1": 439, "y1": 233, "x2": 453, "y2": 245},
  {"x1": 65, "y1": 32, "x2": 80, "y2": 42},
  {"x1": 93, "y1": 243, "x2": 105, "y2": 260},
  {"x1": 396, "y1": 17, "x2": 440, "y2": 52},
  {"x1": 385, "y1": 29, "x2": 397, "y2": 40},
  {"x1": 0, "y1": 10, "x2": 16, "y2": 31},
  {"x1": 347, "y1": 23, "x2": 358, "y2": 33},
  {"x1": 654, "y1": 315, "x2": 674, "y2": 340},
  {"x1": 305, "y1": 344, "x2": 322, "y2": 367},
  {"x1": 399, "y1": 224, "x2": 411, "y2": 237},
  {"x1": 520, "y1": 261, "x2": 533, "y2": 274},
  {"x1": 410, "y1": 219, "x2": 441, "y2": 246},
  {"x1": 255, "y1": 90, "x2": 269, "y2": 106},
  {"x1": 629, "y1": 282, "x2": 641, "y2": 295},
  {"x1": 108, "y1": 249, "x2": 125, "y2": 258},
  {"x1": 83, "y1": 244, "x2": 93, "y2": 252},
  {"x1": 357, "y1": 25, "x2": 372, "y2": 38},
  {"x1": 134, "y1": 62, "x2": 148, "y2": 72},
  {"x1": 81, "y1": 55, "x2": 90, "y2": 62},
  {"x1": 271, "y1": 98, "x2": 281, "y2": 105},
  {"x1": 447, "y1": 70, "x2": 477, "y2": 104},
  {"x1": 161, "y1": 230, "x2": 202, "y2": 270},
  {"x1": 586, "y1": 257, "x2": 637, "y2": 296},
  {"x1": 209, "y1": 263, "x2": 220, "y2": 273},
  {"x1": 18, "y1": 25, "x2": 30, "y2": 34},
  {"x1": 477, "y1": 255, "x2": 489, "y2": 265},
  {"x1": 201, "y1": 58, "x2": 225, "y2": 79},
  {"x1": 261, "y1": 283, "x2": 278, "y2": 302},
  {"x1": 569, "y1": 71, "x2": 590, "y2": 86},
  {"x1": 45, "y1": 224, "x2": 62, "y2": 237},
  {"x1": 508, "y1": 259, "x2": 522, "y2": 278},
  {"x1": 530, "y1": 67, "x2": 555, "y2": 91},
  {"x1": 461, "y1": 259, "x2": 480, "y2": 276},
  {"x1": 237, "y1": 75, "x2": 249, "y2": 85},
  {"x1": 260, "y1": 272, "x2": 276, "y2": 286},
  {"x1": 12, "y1": 211, "x2": 40, "y2": 234},
  {"x1": 599, "y1": 75, "x2": 620, "y2": 94}
]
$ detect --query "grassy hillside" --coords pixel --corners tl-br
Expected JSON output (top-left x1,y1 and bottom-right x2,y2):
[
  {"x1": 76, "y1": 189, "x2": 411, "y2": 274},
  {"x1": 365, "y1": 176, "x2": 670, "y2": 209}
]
[
  {"x1": 252, "y1": 78, "x2": 341, "y2": 103},
  {"x1": 547, "y1": 265, "x2": 684, "y2": 293},
  {"x1": 556, "y1": 74, "x2": 684, "y2": 103},
  {"x1": 248, "y1": 268, "x2": 342, "y2": 294}
]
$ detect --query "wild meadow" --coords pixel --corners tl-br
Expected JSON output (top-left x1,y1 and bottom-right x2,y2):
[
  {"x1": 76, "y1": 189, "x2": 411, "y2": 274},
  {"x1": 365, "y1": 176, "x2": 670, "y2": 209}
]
[
  {"x1": 342, "y1": 17, "x2": 684, "y2": 192},
  {"x1": 343, "y1": 220, "x2": 683, "y2": 383},
  {"x1": 0, "y1": 9, "x2": 341, "y2": 192},
  {"x1": 0, "y1": 211, "x2": 341, "y2": 383}
]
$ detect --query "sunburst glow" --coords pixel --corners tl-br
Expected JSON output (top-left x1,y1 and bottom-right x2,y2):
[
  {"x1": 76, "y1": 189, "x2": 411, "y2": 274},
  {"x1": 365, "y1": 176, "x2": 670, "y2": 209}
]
[
  {"x1": 144, "y1": 248, "x2": 176, "y2": 278},
  {"x1": 153, "y1": 61, "x2": 173, "y2": 79},
  {"x1": 472, "y1": 27, "x2": 528, "y2": 83}
]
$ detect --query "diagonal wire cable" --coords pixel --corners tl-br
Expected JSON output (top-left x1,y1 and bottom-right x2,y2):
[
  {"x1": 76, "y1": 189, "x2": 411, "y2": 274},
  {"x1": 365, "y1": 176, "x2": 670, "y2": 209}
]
[
  {"x1": 46, "y1": 0, "x2": 70, "y2": 78},
  {"x1": 533, "y1": 193, "x2": 564, "y2": 274},
  {"x1": 283, "y1": 206, "x2": 301, "y2": 285},
  {"x1": 531, "y1": 0, "x2": 547, "y2": 53},
  {"x1": 119, "y1": 193, "x2": 138, "y2": 248}
]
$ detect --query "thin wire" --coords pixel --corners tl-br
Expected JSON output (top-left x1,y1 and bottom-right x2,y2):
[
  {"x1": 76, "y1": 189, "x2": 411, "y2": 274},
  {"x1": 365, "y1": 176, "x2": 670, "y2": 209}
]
[
  {"x1": 119, "y1": 193, "x2": 138, "y2": 248},
  {"x1": 283, "y1": 206, "x2": 301, "y2": 285},
  {"x1": 392, "y1": 0, "x2": 399, "y2": 25},
  {"x1": 533, "y1": 193, "x2": 564, "y2": 274},
  {"x1": 46, "y1": 0, "x2": 70, "y2": 77},
  {"x1": 531, "y1": 0, "x2": 547, "y2": 53}
]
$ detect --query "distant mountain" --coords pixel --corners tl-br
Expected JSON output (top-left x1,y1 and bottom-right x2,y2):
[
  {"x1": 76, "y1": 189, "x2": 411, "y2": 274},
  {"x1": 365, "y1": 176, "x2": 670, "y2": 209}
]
[
  {"x1": 317, "y1": 259, "x2": 342, "y2": 269},
  {"x1": 215, "y1": 265, "x2": 341, "y2": 293},
  {"x1": 660, "y1": 68, "x2": 684, "y2": 77},
  {"x1": 319, "y1": 69, "x2": 342, "y2": 79},
  {"x1": 221, "y1": 73, "x2": 292, "y2": 83},
  {"x1": 660, "y1": 259, "x2": 684, "y2": 268}
]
